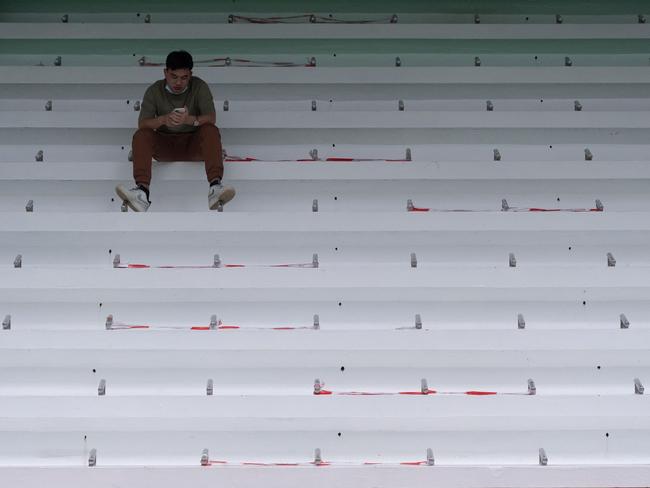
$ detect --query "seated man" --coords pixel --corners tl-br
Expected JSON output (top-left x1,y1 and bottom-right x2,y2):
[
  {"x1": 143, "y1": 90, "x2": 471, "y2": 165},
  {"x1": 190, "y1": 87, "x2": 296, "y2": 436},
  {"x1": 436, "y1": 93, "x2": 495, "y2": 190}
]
[{"x1": 116, "y1": 50, "x2": 235, "y2": 211}]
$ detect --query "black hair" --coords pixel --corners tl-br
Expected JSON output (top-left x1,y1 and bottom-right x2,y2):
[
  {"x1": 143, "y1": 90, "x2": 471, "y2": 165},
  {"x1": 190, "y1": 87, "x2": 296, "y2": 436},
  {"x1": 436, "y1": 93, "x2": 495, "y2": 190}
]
[{"x1": 166, "y1": 50, "x2": 193, "y2": 70}]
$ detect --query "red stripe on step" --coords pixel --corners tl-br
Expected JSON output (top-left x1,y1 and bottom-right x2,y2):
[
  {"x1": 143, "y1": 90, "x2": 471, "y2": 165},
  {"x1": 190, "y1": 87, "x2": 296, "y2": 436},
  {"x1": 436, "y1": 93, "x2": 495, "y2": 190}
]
[
  {"x1": 399, "y1": 390, "x2": 436, "y2": 395},
  {"x1": 408, "y1": 207, "x2": 430, "y2": 212},
  {"x1": 465, "y1": 390, "x2": 497, "y2": 395},
  {"x1": 127, "y1": 264, "x2": 150, "y2": 268}
]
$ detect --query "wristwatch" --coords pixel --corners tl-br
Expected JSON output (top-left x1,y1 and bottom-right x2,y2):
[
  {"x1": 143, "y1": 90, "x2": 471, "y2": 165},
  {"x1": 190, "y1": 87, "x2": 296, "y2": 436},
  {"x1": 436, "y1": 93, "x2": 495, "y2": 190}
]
[{"x1": 193, "y1": 116, "x2": 200, "y2": 127}]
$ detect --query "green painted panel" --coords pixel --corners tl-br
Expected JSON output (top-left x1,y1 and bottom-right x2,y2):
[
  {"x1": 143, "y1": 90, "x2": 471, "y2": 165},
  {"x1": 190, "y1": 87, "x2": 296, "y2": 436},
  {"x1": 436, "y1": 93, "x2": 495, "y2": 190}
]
[
  {"x1": 1, "y1": 0, "x2": 649, "y2": 14},
  {"x1": 1, "y1": 39, "x2": 649, "y2": 56}
]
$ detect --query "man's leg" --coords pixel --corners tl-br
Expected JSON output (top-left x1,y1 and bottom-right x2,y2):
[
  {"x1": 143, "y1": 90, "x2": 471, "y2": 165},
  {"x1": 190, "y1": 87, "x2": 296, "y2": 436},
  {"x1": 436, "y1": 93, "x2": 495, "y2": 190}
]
[
  {"x1": 132, "y1": 128, "x2": 178, "y2": 189},
  {"x1": 186, "y1": 124, "x2": 224, "y2": 183}
]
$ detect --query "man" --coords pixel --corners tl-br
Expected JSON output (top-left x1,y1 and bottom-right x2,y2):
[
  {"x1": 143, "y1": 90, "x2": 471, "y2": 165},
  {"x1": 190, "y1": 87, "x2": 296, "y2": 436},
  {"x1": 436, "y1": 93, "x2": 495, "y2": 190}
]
[{"x1": 116, "y1": 50, "x2": 235, "y2": 211}]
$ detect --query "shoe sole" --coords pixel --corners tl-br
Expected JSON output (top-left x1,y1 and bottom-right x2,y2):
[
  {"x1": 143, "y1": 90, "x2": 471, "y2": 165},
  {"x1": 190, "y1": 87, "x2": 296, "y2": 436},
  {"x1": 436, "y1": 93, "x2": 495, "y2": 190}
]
[
  {"x1": 209, "y1": 187, "x2": 236, "y2": 210},
  {"x1": 115, "y1": 185, "x2": 146, "y2": 212}
]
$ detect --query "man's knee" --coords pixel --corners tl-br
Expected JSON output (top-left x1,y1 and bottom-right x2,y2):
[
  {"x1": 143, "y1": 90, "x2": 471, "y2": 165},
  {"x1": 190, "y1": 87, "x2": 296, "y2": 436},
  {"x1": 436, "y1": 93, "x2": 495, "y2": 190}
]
[
  {"x1": 198, "y1": 124, "x2": 220, "y2": 139},
  {"x1": 132, "y1": 128, "x2": 155, "y2": 145}
]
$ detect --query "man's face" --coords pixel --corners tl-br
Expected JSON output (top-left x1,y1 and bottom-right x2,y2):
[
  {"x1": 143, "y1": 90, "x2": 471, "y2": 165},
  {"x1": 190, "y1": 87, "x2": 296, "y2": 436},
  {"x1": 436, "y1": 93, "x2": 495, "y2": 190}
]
[{"x1": 164, "y1": 68, "x2": 191, "y2": 93}]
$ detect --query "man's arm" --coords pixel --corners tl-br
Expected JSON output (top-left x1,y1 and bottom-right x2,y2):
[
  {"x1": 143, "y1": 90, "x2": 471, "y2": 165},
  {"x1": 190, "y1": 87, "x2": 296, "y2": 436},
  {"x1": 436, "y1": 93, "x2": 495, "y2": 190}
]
[
  {"x1": 190, "y1": 112, "x2": 216, "y2": 126},
  {"x1": 138, "y1": 114, "x2": 170, "y2": 130}
]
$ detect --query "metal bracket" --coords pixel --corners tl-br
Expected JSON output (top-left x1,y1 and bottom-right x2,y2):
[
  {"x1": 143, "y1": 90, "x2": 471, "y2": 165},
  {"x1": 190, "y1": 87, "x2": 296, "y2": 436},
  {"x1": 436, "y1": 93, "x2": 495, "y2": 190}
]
[
  {"x1": 313, "y1": 378, "x2": 322, "y2": 395},
  {"x1": 620, "y1": 313, "x2": 630, "y2": 329},
  {"x1": 88, "y1": 448, "x2": 97, "y2": 467},
  {"x1": 112, "y1": 254, "x2": 121, "y2": 268},
  {"x1": 144, "y1": 14, "x2": 151, "y2": 23},
  {"x1": 312, "y1": 199, "x2": 318, "y2": 212},
  {"x1": 309, "y1": 148, "x2": 319, "y2": 161},
  {"x1": 411, "y1": 252, "x2": 417, "y2": 268},
  {"x1": 224, "y1": 57, "x2": 232, "y2": 66},
  {"x1": 206, "y1": 379, "x2": 214, "y2": 396},
  {"x1": 128, "y1": 150, "x2": 133, "y2": 162},
  {"x1": 421, "y1": 378, "x2": 429, "y2": 394},
  {"x1": 61, "y1": 14, "x2": 69, "y2": 23},
  {"x1": 405, "y1": 147, "x2": 412, "y2": 161},
  {"x1": 227, "y1": 14, "x2": 234, "y2": 23},
  {"x1": 311, "y1": 100, "x2": 317, "y2": 111},
  {"x1": 415, "y1": 314, "x2": 422, "y2": 330},
  {"x1": 35, "y1": 150, "x2": 44, "y2": 162},
  {"x1": 407, "y1": 199, "x2": 415, "y2": 211},
  {"x1": 395, "y1": 56, "x2": 402, "y2": 67},
  {"x1": 474, "y1": 14, "x2": 481, "y2": 24},
  {"x1": 26, "y1": 200, "x2": 34, "y2": 212},
  {"x1": 312, "y1": 253, "x2": 319, "y2": 268},
  {"x1": 210, "y1": 314, "x2": 219, "y2": 329},
  {"x1": 54, "y1": 56, "x2": 62, "y2": 66},
  {"x1": 555, "y1": 14, "x2": 563, "y2": 23},
  {"x1": 45, "y1": 100, "x2": 52, "y2": 111},
  {"x1": 223, "y1": 100, "x2": 229, "y2": 112},
  {"x1": 634, "y1": 378, "x2": 644, "y2": 395},
  {"x1": 2, "y1": 315, "x2": 10, "y2": 330},
  {"x1": 518, "y1": 313, "x2": 526, "y2": 329},
  {"x1": 390, "y1": 14, "x2": 399, "y2": 23},
  {"x1": 309, "y1": 14, "x2": 316, "y2": 23},
  {"x1": 313, "y1": 314, "x2": 320, "y2": 330},
  {"x1": 98, "y1": 379, "x2": 106, "y2": 396},
  {"x1": 201, "y1": 448, "x2": 210, "y2": 466},
  {"x1": 539, "y1": 448, "x2": 548, "y2": 465},
  {"x1": 105, "y1": 314, "x2": 113, "y2": 330},
  {"x1": 564, "y1": 56, "x2": 573, "y2": 67},
  {"x1": 509, "y1": 253, "x2": 517, "y2": 268},
  {"x1": 501, "y1": 199, "x2": 510, "y2": 211},
  {"x1": 314, "y1": 448, "x2": 323, "y2": 465},
  {"x1": 639, "y1": 14, "x2": 647, "y2": 23},
  {"x1": 574, "y1": 100, "x2": 582, "y2": 111},
  {"x1": 474, "y1": 56, "x2": 481, "y2": 67},
  {"x1": 133, "y1": 101, "x2": 141, "y2": 111},
  {"x1": 493, "y1": 149, "x2": 501, "y2": 161},
  {"x1": 607, "y1": 252, "x2": 616, "y2": 267},
  {"x1": 486, "y1": 100, "x2": 494, "y2": 111},
  {"x1": 216, "y1": 202, "x2": 224, "y2": 212},
  {"x1": 120, "y1": 201, "x2": 128, "y2": 212},
  {"x1": 584, "y1": 148, "x2": 593, "y2": 161},
  {"x1": 308, "y1": 57, "x2": 317, "y2": 67},
  {"x1": 213, "y1": 254, "x2": 222, "y2": 268},
  {"x1": 398, "y1": 99, "x2": 405, "y2": 111},
  {"x1": 138, "y1": 56, "x2": 146, "y2": 66},
  {"x1": 528, "y1": 379, "x2": 537, "y2": 395},
  {"x1": 426, "y1": 448, "x2": 435, "y2": 466},
  {"x1": 595, "y1": 199, "x2": 604, "y2": 211},
  {"x1": 14, "y1": 254, "x2": 22, "y2": 268}
]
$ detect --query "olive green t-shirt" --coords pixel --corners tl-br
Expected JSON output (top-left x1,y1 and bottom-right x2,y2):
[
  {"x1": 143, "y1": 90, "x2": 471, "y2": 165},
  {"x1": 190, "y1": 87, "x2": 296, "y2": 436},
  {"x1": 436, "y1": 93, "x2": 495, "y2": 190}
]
[{"x1": 139, "y1": 76, "x2": 215, "y2": 134}]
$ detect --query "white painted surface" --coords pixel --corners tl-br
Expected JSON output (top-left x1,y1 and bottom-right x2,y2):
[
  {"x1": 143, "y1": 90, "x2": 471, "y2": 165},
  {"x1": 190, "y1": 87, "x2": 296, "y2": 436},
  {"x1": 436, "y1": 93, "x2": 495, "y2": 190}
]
[{"x1": 1, "y1": 8, "x2": 650, "y2": 488}]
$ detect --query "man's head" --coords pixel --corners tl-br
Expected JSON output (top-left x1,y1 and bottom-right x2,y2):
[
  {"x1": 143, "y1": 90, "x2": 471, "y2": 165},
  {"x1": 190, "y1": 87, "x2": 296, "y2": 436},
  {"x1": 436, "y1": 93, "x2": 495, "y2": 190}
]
[{"x1": 164, "y1": 50, "x2": 193, "y2": 94}]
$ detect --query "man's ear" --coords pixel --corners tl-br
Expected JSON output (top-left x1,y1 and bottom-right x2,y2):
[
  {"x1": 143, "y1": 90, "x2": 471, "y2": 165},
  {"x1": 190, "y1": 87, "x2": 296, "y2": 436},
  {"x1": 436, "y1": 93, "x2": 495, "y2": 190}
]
[{"x1": 163, "y1": 68, "x2": 168, "y2": 76}]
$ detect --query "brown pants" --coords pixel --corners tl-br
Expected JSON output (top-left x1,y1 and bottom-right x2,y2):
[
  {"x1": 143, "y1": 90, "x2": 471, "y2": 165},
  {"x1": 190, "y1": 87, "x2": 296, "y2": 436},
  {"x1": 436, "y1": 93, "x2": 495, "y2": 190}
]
[{"x1": 131, "y1": 125, "x2": 224, "y2": 187}]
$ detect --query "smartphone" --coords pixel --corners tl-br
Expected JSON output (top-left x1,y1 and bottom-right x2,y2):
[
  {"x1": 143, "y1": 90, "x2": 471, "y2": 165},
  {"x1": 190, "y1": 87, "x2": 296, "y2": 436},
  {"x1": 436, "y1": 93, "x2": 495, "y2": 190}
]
[{"x1": 173, "y1": 108, "x2": 186, "y2": 114}]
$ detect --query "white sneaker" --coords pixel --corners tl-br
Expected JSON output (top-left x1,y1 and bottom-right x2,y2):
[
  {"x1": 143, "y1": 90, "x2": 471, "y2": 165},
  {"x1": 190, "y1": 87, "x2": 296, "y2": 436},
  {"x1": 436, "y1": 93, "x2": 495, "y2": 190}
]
[
  {"x1": 208, "y1": 182, "x2": 236, "y2": 210},
  {"x1": 115, "y1": 184, "x2": 150, "y2": 212}
]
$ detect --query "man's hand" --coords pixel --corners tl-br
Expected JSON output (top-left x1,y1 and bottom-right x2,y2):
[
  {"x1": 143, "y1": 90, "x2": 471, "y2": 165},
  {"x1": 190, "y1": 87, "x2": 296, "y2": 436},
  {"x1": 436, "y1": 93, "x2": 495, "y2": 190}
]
[{"x1": 167, "y1": 106, "x2": 190, "y2": 126}]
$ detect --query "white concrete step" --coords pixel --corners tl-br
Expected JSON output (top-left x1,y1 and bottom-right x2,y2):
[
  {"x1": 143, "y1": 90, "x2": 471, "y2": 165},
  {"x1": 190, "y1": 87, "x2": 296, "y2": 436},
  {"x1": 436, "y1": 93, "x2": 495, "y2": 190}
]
[{"x1": 5, "y1": 110, "x2": 649, "y2": 129}]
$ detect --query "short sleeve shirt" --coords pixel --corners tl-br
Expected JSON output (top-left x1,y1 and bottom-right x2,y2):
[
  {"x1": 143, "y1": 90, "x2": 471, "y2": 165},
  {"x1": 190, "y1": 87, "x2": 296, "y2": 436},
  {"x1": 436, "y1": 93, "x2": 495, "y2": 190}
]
[{"x1": 139, "y1": 76, "x2": 215, "y2": 134}]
